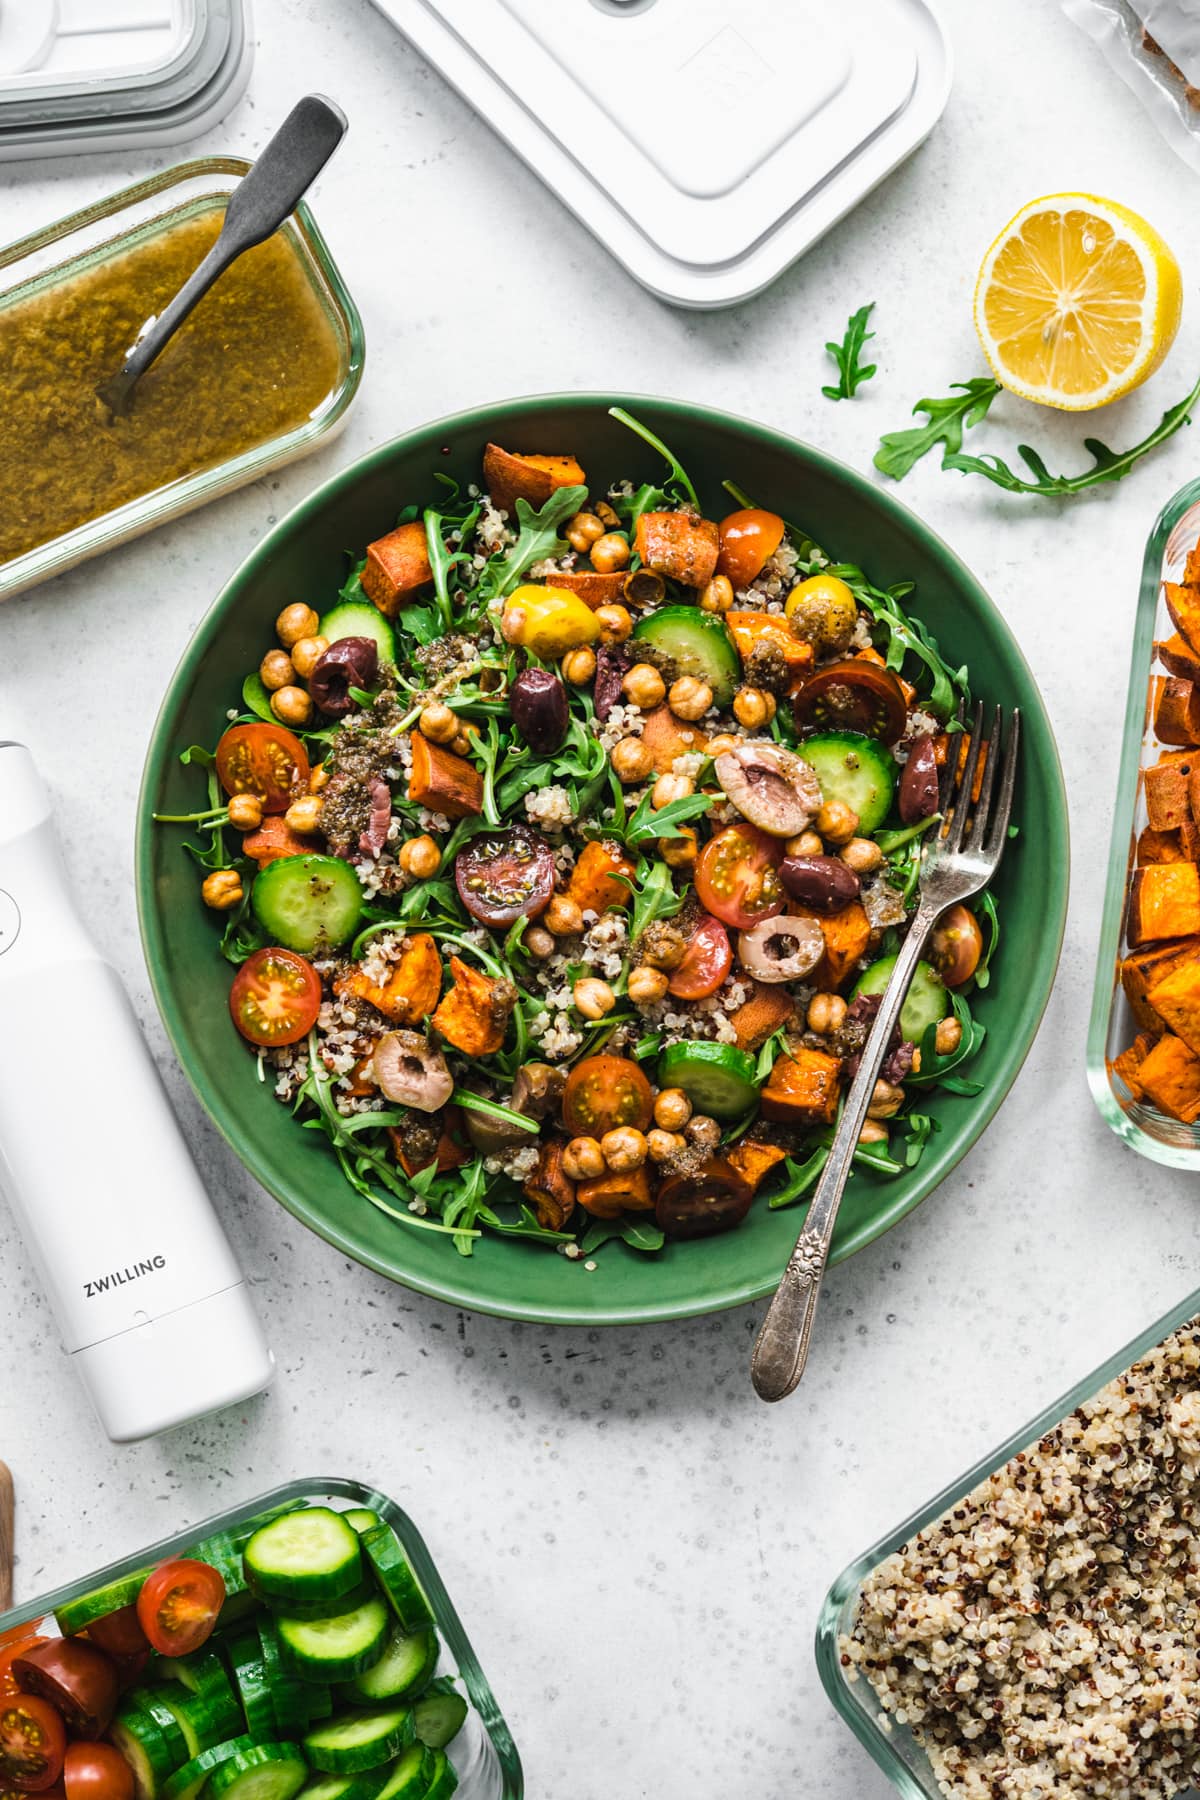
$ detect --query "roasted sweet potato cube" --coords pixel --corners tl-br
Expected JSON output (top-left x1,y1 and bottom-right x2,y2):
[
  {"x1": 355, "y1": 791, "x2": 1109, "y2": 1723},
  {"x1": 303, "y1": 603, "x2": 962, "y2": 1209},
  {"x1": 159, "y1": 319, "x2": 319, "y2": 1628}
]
[
  {"x1": 787, "y1": 901, "x2": 872, "y2": 989},
  {"x1": 1138, "y1": 827, "x2": 1186, "y2": 865},
  {"x1": 726, "y1": 611, "x2": 813, "y2": 689},
  {"x1": 1159, "y1": 634, "x2": 1200, "y2": 682},
  {"x1": 523, "y1": 1139, "x2": 576, "y2": 1231},
  {"x1": 242, "y1": 816, "x2": 318, "y2": 865},
  {"x1": 634, "y1": 511, "x2": 720, "y2": 587},
  {"x1": 1165, "y1": 581, "x2": 1200, "y2": 657},
  {"x1": 576, "y1": 1166, "x2": 655, "y2": 1218},
  {"x1": 1185, "y1": 540, "x2": 1200, "y2": 589},
  {"x1": 431, "y1": 955, "x2": 515, "y2": 1056},
  {"x1": 1127, "y1": 864, "x2": 1200, "y2": 947},
  {"x1": 566, "y1": 838, "x2": 636, "y2": 914},
  {"x1": 729, "y1": 981, "x2": 795, "y2": 1052},
  {"x1": 1185, "y1": 821, "x2": 1200, "y2": 860},
  {"x1": 389, "y1": 1108, "x2": 467, "y2": 1178},
  {"x1": 335, "y1": 933, "x2": 443, "y2": 1026},
  {"x1": 482, "y1": 443, "x2": 585, "y2": 519},
  {"x1": 361, "y1": 521, "x2": 433, "y2": 618},
  {"x1": 1111, "y1": 1032, "x2": 1157, "y2": 1102},
  {"x1": 725, "y1": 1141, "x2": 788, "y2": 1195},
  {"x1": 1144, "y1": 761, "x2": 1193, "y2": 832},
  {"x1": 1156, "y1": 677, "x2": 1200, "y2": 746},
  {"x1": 1121, "y1": 937, "x2": 1200, "y2": 1031},
  {"x1": 407, "y1": 733, "x2": 483, "y2": 820},
  {"x1": 544, "y1": 570, "x2": 629, "y2": 609},
  {"x1": 761, "y1": 1049, "x2": 842, "y2": 1127},
  {"x1": 1147, "y1": 957, "x2": 1200, "y2": 1055},
  {"x1": 1138, "y1": 1031, "x2": 1200, "y2": 1123},
  {"x1": 638, "y1": 704, "x2": 709, "y2": 776}
]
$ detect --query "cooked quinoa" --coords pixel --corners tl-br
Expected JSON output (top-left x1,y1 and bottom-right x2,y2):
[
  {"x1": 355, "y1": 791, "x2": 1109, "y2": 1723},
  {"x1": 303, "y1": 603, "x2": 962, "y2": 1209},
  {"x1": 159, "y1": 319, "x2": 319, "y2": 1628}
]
[{"x1": 842, "y1": 1316, "x2": 1200, "y2": 1800}]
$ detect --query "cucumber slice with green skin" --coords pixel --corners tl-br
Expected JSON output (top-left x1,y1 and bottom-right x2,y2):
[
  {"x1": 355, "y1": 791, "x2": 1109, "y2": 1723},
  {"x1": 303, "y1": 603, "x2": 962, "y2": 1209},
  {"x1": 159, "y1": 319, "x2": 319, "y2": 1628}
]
[
  {"x1": 277, "y1": 1598, "x2": 391, "y2": 1682},
  {"x1": 257, "y1": 1615, "x2": 311, "y2": 1738},
  {"x1": 186, "y1": 1531, "x2": 249, "y2": 1599},
  {"x1": 341, "y1": 1512, "x2": 382, "y2": 1537},
  {"x1": 153, "y1": 1650, "x2": 242, "y2": 1742},
  {"x1": 373, "y1": 1747, "x2": 432, "y2": 1800},
  {"x1": 412, "y1": 1685, "x2": 466, "y2": 1753},
  {"x1": 304, "y1": 1689, "x2": 335, "y2": 1726},
  {"x1": 361, "y1": 1529, "x2": 434, "y2": 1636},
  {"x1": 267, "y1": 1578, "x2": 378, "y2": 1622},
  {"x1": 342, "y1": 1624, "x2": 437, "y2": 1706},
  {"x1": 417, "y1": 1750, "x2": 457, "y2": 1800},
  {"x1": 222, "y1": 1629, "x2": 275, "y2": 1742},
  {"x1": 217, "y1": 1591, "x2": 261, "y2": 1631},
  {"x1": 206, "y1": 1744, "x2": 308, "y2": 1800},
  {"x1": 854, "y1": 956, "x2": 948, "y2": 1045},
  {"x1": 161, "y1": 1736, "x2": 257, "y2": 1800},
  {"x1": 251, "y1": 857, "x2": 364, "y2": 955},
  {"x1": 319, "y1": 602, "x2": 398, "y2": 669},
  {"x1": 801, "y1": 731, "x2": 897, "y2": 834},
  {"x1": 303, "y1": 1708, "x2": 415, "y2": 1774},
  {"x1": 656, "y1": 1043, "x2": 759, "y2": 1121},
  {"x1": 108, "y1": 1707, "x2": 184, "y2": 1800},
  {"x1": 297, "y1": 1772, "x2": 390, "y2": 1800},
  {"x1": 245, "y1": 1508, "x2": 364, "y2": 1607},
  {"x1": 631, "y1": 606, "x2": 740, "y2": 707},
  {"x1": 155, "y1": 1685, "x2": 235, "y2": 1759},
  {"x1": 56, "y1": 1568, "x2": 151, "y2": 1635},
  {"x1": 123, "y1": 1690, "x2": 190, "y2": 1770}
]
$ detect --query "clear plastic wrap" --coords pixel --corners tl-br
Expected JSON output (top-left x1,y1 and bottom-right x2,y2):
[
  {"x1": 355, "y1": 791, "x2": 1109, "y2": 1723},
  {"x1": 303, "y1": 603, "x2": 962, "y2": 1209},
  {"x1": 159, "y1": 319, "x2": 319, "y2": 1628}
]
[{"x1": 1063, "y1": 0, "x2": 1200, "y2": 171}]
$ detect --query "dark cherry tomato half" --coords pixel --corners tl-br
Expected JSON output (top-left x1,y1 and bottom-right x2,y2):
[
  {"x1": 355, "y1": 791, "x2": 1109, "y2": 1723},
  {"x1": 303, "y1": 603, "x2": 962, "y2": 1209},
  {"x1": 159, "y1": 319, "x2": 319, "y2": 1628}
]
[
  {"x1": 792, "y1": 659, "x2": 908, "y2": 744},
  {"x1": 214, "y1": 723, "x2": 310, "y2": 814},
  {"x1": 930, "y1": 904, "x2": 983, "y2": 989},
  {"x1": 666, "y1": 913, "x2": 733, "y2": 1001},
  {"x1": 562, "y1": 1055, "x2": 654, "y2": 1138},
  {"x1": 81, "y1": 1610, "x2": 147, "y2": 1661},
  {"x1": 716, "y1": 509, "x2": 786, "y2": 590},
  {"x1": 0, "y1": 1646, "x2": 45, "y2": 1706},
  {"x1": 0, "y1": 1694, "x2": 66, "y2": 1792},
  {"x1": 455, "y1": 827, "x2": 556, "y2": 927},
  {"x1": 656, "y1": 1158, "x2": 753, "y2": 1240},
  {"x1": 230, "y1": 948, "x2": 322, "y2": 1047},
  {"x1": 136, "y1": 1560, "x2": 225, "y2": 1658},
  {"x1": 62, "y1": 1747, "x2": 133, "y2": 1800},
  {"x1": 695, "y1": 824, "x2": 784, "y2": 932},
  {"x1": 11, "y1": 1641, "x2": 117, "y2": 1742}
]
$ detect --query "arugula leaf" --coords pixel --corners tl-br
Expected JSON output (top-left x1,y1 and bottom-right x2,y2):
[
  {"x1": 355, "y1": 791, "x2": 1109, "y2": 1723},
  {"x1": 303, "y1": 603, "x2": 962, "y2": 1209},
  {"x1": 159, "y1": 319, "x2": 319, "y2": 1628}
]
[
  {"x1": 874, "y1": 379, "x2": 1002, "y2": 480},
  {"x1": 754, "y1": 1026, "x2": 788, "y2": 1083},
  {"x1": 908, "y1": 992, "x2": 985, "y2": 1091},
  {"x1": 766, "y1": 1148, "x2": 829, "y2": 1210},
  {"x1": 424, "y1": 505, "x2": 479, "y2": 633},
  {"x1": 827, "y1": 564, "x2": 966, "y2": 721},
  {"x1": 973, "y1": 890, "x2": 1000, "y2": 989},
  {"x1": 609, "y1": 406, "x2": 700, "y2": 511},
  {"x1": 614, "y1": 787, "x2": 713, "y2": 847},
  {"x1": 627, "y1": 856, "x2": 684, "y2": 945},
  {"x1": 242, "y1": 671, "x2": 276, "y2": 724},
  {"x1": 822, "y1": 302, "x2": 877, "y2": 401},
  {"x1": 579, "y1": 1215, "x2": 666, "y2": 1256},
  {"x1": 479, "y1": 486, "x2": 587, "y2": 601}
]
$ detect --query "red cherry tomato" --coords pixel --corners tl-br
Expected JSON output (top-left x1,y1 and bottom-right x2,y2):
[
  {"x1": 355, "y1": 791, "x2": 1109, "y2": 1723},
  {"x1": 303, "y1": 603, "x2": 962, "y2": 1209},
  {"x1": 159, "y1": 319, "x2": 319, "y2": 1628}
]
[
  {"x1": 135, "y1": 1561, "x2": 225, "y2": 1657},
  {"x1": 81, "y1": 1611, "x2": 147, "y2": 1661},
  {"x1": 667, "y1": 913, "x2": 733, "y2": 1000},
  {"x1": 930, "y1": 904, "x2": 983, "y2": 989},
  {"x1": 455, "y1": 828, "x2": 555, "y2": 926},
  {"x1": 62, "y1": 1747, "x2": 133, "y2": 1800},
  {"x1": 215, "y1": 723, "x2": 309, "y2": 815},
  {"x1": 11, "y1": 1642, "x2": 117, "y2": 1743},
  {"x1": 695, "y1": 824, "x2": 784, "y2": 931},
  {"x1": 792, "y1": 659, "x2": 908, "y2": 743},
  {"x1": 716, "y1": 509, "x2": 786, "y2": 590},
  {"x1": 562, "y1": 1056, "x2": 654, "y2": 1138},
  {"x1": 229, "y1": 948, "x2": 322, "y2": 1047},
  {"x1": 0, "y1": 1694, "x2": 66, "y2": 1792}
]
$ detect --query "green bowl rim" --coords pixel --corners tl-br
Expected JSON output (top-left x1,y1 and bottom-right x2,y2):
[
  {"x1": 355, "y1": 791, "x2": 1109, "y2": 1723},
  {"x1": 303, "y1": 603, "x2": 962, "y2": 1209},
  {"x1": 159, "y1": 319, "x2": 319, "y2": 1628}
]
[{"x1": 135, "y1": 391, "x2": 1070, "y2": 1325}]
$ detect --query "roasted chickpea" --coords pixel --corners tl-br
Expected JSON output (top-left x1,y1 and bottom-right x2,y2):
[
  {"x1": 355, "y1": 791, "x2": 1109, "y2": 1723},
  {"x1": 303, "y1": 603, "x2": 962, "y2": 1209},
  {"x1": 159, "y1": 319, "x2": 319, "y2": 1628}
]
[
  {"x1": 591, "y1": 531, "x2": 630, "y2": 573},
  {"x1": 271, "y1": 685, "x2": 312, "y2": 727},
  {"x1": 627, "y1": 965, "x2": 670, "y2": 1006},
  {"x1": 867, "y1": 1080, "x2": 905, "y2": 1120},
  {"x1": 563, "y1": 1136, "x2": 605, "y2": 1181},
  {"x1": 601, "y1": 1126, "x2": 647, "y2": 1173},
  {"x1": 594, "y1": 499, "x2": 621, "y2": 530},
  {"x1": 807, "y1": 992, "x2": 847, "y2": 1035},
  {"x1": 419, "y1": 701, "x2": 458, "y2": 745},
  {"x1": 653, "y1": 1088, "x2": 692, "y2": 1131},
  {"x1": 574, "y1": 976, "x2": 616, "y2": 1020},
  {"x1": 611, "y1": 736, "x2": 654, "y2": 784},
  {"x1": 276, "y1": 602, "x2": 319, "y2": 648},
  {"x1": 285, "y1": 796, "x2": 324, "y2": 835},
  {"x1": 565, "y1": 511, "x2": 606, "y2": 554},
  {"x1": 786, "y1": 830, "x2": 823, "y2": 858},
  {"x1": 202, "y1": 869, "x2": 243, "y2": 911},
  {"x1": 594, "y1": 604, "x2": 632, "y2": 645},
  {"x1": 398, "y1": 835, "x2": 441, "y2": 879},
  {"x1": 647, "y1": 1128, "x2": 686, "y2": 1164},
  {"x1": 685, "y1": 1114, "x2": 721, "y2": 1152},
  {"x1": 816, "y1": 799, "x2": 859, "y2": 845},
  {"x1": 525, "y1": 925, "x2": 556, "y2": 960},
  {"x1": 841, "y1": 837, "x2": 883, "y2": 874},
  {"x1": 290, "y1": 635, "x2": 329, "y2": 681},
  {"x1": 733, "y1": 686, "x2": 776, "y2": 730},
  {"x1": 699, "y1": 574, "x2": 734, "y2": 614},
  {"x1": 562, "y1": 646, "x2": 597, "y2": 685},
  {"x1": 622, "y1": 663, "x2": 667, "y2": 710},
  {"x1": 858, "y1": 1120, "x2": 889, "y2": 1146},
  {"x1": 706, "y1": 733, "x2": 741, "y2": 759},
  {"x1": 660, "y1": 827, "x2": 698, "y2": 869},
  {"x1": 668, "y1": 676, "x2": 713, "y2": 722},
  {"x1": 652, "y1": 772, "x2": 694, "y2": 809},
  {"x1": 545, "y1": 894, "x2": 584, "y2": 936},
  {"x1": 227, "y1": 793, "x2": 264, "y2": 831},
  {"x1": 260, "y1": 648, "x2": 295, "y2": 692},
  {"x1": 935, "y1": 1017, "x2": 963, "y2": 1055}
]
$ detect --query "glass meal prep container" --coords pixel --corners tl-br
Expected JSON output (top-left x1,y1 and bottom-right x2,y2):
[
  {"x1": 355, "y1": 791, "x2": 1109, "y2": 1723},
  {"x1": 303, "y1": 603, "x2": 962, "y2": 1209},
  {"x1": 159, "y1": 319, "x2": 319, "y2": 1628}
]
[
  {"x1": 0, "y1": 1476, "x2": 523, "y2": 1800},
  {"x1": 0, "y1": 157, "x2": 363, "y2": 603},
  {"x1": 815, "y1": 1281, "x2": 1200, "y2": 1799},
  {"x1": 1088, "y1": 474, "x2": 1200, "y2": 1165}
]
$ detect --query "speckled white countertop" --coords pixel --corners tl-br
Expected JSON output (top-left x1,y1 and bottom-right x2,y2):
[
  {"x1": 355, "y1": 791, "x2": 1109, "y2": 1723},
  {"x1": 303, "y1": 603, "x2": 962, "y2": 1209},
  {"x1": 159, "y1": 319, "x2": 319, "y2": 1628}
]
[{"x1": 4, "y1": 1, "x2": 1200, "y2": 1793}]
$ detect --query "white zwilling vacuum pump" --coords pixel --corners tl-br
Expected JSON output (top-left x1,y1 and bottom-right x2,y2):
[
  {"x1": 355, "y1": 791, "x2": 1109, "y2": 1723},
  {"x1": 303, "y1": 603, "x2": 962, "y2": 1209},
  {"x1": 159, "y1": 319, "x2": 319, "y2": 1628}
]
[{"x1": 0, "y1": 743, "x2": 274, "y2": 1440}]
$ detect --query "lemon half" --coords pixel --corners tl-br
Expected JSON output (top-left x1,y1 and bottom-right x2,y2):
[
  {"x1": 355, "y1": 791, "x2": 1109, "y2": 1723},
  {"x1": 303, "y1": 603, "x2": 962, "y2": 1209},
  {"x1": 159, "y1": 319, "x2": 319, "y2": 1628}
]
[{"x1": 973, "y1": 193, "x2": 1183, "y2": 411}]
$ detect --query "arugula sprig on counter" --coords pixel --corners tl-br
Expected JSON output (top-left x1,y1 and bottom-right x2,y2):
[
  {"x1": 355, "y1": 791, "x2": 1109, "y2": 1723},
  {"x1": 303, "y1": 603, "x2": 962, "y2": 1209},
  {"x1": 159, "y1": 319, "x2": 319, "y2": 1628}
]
[{"x1": 823, "y1": 302, "x2": 877, "y2": 401}]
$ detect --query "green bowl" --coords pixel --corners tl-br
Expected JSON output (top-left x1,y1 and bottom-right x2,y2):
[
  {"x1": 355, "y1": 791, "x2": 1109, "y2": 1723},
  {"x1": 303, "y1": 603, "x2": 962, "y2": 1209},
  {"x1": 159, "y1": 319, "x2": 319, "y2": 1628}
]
[{"x1": 136, "y1": 394, "x2": 1068, "y2": 1326}]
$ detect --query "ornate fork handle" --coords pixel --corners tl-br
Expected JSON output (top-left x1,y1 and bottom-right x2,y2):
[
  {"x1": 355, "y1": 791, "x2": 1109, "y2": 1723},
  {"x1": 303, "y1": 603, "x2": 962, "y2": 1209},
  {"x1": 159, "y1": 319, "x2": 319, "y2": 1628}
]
[{"x1": 750, "y1": 897, "x2": 939, "y2": 1402}]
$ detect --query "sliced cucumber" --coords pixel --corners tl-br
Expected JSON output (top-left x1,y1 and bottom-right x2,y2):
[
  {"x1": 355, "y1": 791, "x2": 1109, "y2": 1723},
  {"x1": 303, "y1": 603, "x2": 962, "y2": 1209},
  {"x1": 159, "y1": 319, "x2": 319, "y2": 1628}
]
[
  {"x1": 412, "y1": 1684, "x2": 466, "y2": 1752},
  {"x1": 245, "y1": 1508, "x2": 364, "y2": 1607},
  {"x1": 108, "y1": 1706, "x2": 184, "y2": 1800},
  {"x1": 222, "y1": 1628, "x2": 275, "y2": 1742},
  {"x1": 251, "y1": 856, "x2": 364, "y2": 954},
  {"x1": 631, "y1": 605, "x2": 740, "y2": 707},
  {"x1": 361, "y1": 1529, "x2": 434, "y2": 1636},
  {"x1": 154, "y1": 1649, "x2": 242, "y2": 1743},
  {"x1": 162, "y1": 1737, "x2": 257, "y2": 1800},
  {"x1": 56, "y1": 1568, "x2": 151, "y2": 1635},
  {"x1": 342, "y1": 1624, "x2": 437, "y2": 1706},
  {"x1": 416, "y1": 1750, "x2": 457, "y2": 1800},
  {"x1": 304, "y1": 1689, "x2": 335, "y2": 1726},
  {"x1": 801, "y1": 731, "x2": 896, "y2": 834},
  {"x1": 271, "y1": 1579, "x2": 378, "y2": 1623},
  {"x1": 341, "y1": 1511, "x2": 382, "y2": 1537},
  {"x1": 156, "y1": 1685, "x2": 235, "y2": 1759},
  {"x1": 218, "y1": 1592, "x2": 261, "y2": 1631},
  {"x1": 303, "y1": 1707, "x2": 414, "y2": 1775},
  {"x1": 206, "y1": 1744, "x2": 308, "y2": 1800},
  {"x1": 277, "y1": 1598, "x2": 391, "y2": 1682},
  {"x1": 187, "y1": 1531, "x2": 250, "y2": 1601},
  {"x1": 297, "y1": 1773, "x2": 389, "y2": 1800},
  {"x1": 258, "y1": 1615, "x2": 311, "y2": 1738},
  {"x1": 124, "y1": 1690, "x2": 191, "y2": 1770},
  {"x1": 656, "y1": 1043, "x2": 759, "y2": 1121},
  {"x1": 854, "y1": 956, "x2": 949, "y2": 1045},
  {"x1": 373, "y1": 1747, "x2": 432, "y2": 1800},
  {"x1": 319, "y1": 602, "x2": 398, "y2": 669}
]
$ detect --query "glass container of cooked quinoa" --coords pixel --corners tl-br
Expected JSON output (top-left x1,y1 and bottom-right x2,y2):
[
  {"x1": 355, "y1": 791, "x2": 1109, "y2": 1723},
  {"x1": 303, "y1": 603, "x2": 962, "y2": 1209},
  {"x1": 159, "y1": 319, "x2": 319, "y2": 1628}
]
[
  {"x1": 1088, "y1": 475, "x2": 1200, "y2": 1166},
  {"x1": 0, "y1": 157, "x2": 363, "y2": 602},
  {"x1": 0, "y1": 1477, "x2": 522, "y2": 1800},
  {"x1": 818, "y1": 1285, "x2": 1200, "y2": 1800}
]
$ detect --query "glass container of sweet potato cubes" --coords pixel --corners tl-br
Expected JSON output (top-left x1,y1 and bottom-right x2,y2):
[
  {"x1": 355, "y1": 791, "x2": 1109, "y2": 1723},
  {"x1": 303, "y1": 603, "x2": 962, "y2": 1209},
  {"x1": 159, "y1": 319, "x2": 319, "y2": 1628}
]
[{"x1": 1088, "y1": 474, "x2": 1200, "y2": 1163}]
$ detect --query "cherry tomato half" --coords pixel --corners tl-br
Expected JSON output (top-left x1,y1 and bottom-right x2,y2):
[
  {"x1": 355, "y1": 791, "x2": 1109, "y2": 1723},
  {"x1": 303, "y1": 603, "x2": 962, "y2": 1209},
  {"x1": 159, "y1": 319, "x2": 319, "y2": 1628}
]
[
  {"x1": 230, "y1": 948, "x2": 322, "y2": 1047},
  {"x1": 11, "y1": 1642, "x2": 116, "y2": 1741},
  {"x1": 215, "y1": 723, "x2": 310, "y2": 815},
  {"x1": 930, "y1": 904, "x2": 983, "y2": 989},
  {"x1": 135, "y1": 1561, "x2": 225, "y2": 1658},
  {"x1": 81, "y1": 1611, "x2": 147, "y2": 1661},
  {"x1": 695, "y1": 824, "x2": 784, "y2": 931},
  {"x1": 562, "y1": 1056, "x2": 654, "y2": 1138},
  {"x1": 792, "y1": 659, "x2": 908, "y2": 744},
  {"x1": 716, "y1": 509, "x2": 786, "y2": 590},
  {"x1": 667, "y1": 913, "x2": 733, "y2": 1000},
  {"x1": 0, "y1": 1646, "x2": 44, "y2": 1705},
  {"x1": 455, "y1": 827, "x2": 555, "y2": 927},
  {"x1": 0, "y1": 1694, "x2": 66, "y2": 1792},
  {"x1": 62, "y1": 1747, "x2": 132, "y2": 1800}
]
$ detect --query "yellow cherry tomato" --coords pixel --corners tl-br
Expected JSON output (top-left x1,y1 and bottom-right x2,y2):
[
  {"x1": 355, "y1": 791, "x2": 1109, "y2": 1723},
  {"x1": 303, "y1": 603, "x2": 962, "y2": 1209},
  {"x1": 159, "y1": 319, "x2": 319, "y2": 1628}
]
[{"x1": 500, "y1": 584, "x2": 600, "y2": 659}]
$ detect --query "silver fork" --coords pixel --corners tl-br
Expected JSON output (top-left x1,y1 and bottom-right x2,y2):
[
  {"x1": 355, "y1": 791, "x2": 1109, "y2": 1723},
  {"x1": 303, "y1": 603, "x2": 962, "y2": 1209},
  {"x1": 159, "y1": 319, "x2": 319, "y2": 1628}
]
[{"x1": 749, "y1": 703, "x2": 1020, "y2": 1402}]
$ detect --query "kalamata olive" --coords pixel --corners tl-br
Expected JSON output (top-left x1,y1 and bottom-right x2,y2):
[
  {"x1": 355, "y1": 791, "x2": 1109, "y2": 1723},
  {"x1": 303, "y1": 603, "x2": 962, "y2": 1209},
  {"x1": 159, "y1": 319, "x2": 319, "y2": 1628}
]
[
  {"x1": 593, "y1": 643, "x2": 631, "y2": 723},
  {"x1": 455, "y1": 826, "x2": 555, "y2": 926},
  {"x1": 736, "y1": 914, "x2": 825, "y2": 984},
  {"x1": 778, "y1": 854, "x2": 861, "y2": 913},
  {"x1": 899, "y1": 733, "x2": 940, "y2": 823},
  {"x1": 510, "y1": 668, "x2": 569, "y2": 754},
  {"x1": 714, "y1": 743, "x2": 822, "y2": 838},
  {"x1": 463, "y1": 1062, "x2": 564, "y2": 1153},
  {"x1": 13, "y1": 1639, "x2": 119, "y2": 1740},
  {"x1": 371, "y1": 1032, "x2": 453, "y2": 1112},
  {"x1": 655, "y1": 1157, "x2": 753, "y2": 1239},
  {"x1": 309, "y1": 636, "x2": 379, "y2": 717}
]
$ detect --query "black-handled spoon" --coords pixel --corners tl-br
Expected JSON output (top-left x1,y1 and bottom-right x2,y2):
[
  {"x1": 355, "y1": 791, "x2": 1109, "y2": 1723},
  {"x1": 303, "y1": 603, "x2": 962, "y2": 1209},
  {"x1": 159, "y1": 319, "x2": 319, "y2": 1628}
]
[{"x1": 97, "y1": 94, "x2": 348, "y2": 418}]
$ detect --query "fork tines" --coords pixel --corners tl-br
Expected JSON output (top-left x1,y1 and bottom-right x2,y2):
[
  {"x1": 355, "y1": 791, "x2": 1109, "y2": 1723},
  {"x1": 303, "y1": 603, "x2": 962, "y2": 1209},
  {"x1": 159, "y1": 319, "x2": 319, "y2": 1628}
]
[{"x1": 939, "y1": 703, "x2": 1020, "y2": 863}]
